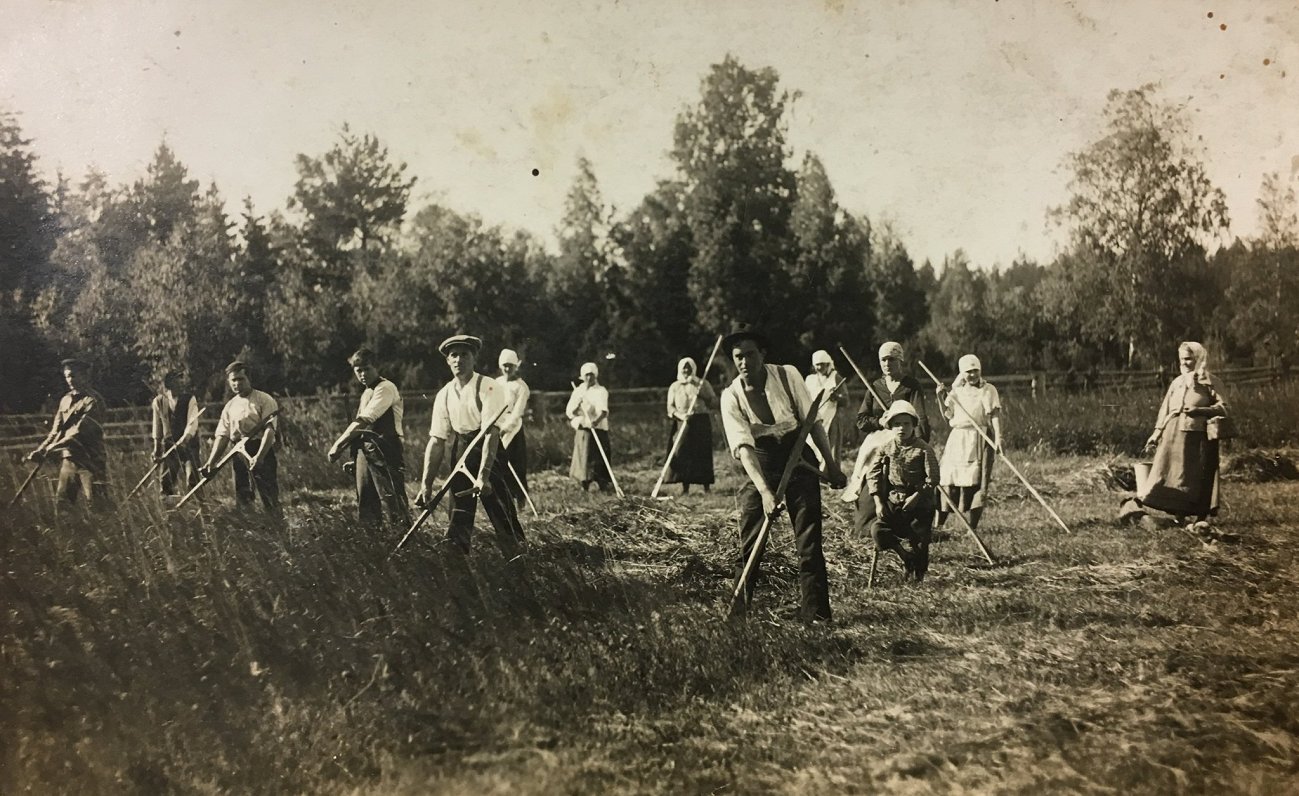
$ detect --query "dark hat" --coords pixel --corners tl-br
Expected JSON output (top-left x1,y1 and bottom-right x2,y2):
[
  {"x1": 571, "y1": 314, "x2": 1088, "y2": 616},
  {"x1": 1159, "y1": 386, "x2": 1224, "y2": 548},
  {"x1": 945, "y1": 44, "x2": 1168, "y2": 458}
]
[
  {"x1": 60, "y1": 357, "x2": 91, "y2": 371},
  {"x1": 722, "y1": 326, "x2": 771, "y2": 353},
  {"x1": 224, "y1": 360, "x2": 249, "y2": 376},
  {"x1": 438, "y1": 334, "x2": 483, "y2": 356}
]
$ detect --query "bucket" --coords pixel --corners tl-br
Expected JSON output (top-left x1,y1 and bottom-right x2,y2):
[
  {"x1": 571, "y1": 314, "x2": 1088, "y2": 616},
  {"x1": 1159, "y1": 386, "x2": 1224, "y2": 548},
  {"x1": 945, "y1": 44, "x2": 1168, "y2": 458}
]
[{"x1": 1133, "y1": 461, "x2": 1152, "y2": 494}]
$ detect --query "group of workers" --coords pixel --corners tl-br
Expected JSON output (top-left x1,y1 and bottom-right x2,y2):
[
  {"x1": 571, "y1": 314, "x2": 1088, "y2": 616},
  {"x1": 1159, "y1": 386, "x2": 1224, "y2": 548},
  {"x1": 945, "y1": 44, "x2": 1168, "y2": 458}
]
[{"x1": 18, "y1": 330, "x2": 1226, "y2": 625}]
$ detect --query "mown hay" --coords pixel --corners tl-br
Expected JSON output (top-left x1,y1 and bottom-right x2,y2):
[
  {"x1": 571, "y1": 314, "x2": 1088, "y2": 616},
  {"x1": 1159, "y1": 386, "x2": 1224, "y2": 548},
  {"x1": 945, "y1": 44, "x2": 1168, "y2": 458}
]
[
  {"x1": 1056, "y1": 462, "x2": 1136, "y2": 494},
  {"x1": 1223, "y1": 450, "x2": 1299, "y2": 483}
]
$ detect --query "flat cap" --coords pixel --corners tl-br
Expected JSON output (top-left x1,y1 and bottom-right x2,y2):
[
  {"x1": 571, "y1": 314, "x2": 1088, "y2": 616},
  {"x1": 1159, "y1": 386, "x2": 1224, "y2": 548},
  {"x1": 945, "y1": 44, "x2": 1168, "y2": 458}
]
[{"x1": 438, "y1": 335, "x2": 483, "y2": 356}]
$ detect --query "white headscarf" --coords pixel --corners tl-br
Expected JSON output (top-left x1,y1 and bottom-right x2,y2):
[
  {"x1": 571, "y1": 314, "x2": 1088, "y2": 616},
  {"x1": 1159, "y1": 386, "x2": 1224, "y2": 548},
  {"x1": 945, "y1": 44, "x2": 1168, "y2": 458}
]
[
  {"x1": 953, "y1": 354, "x2": 983, "y2": 388},
  {"x1": 1178, "y1": 341, "x2": 1212, "y2": 385},
  {"x1": 677, "y1": 357, "x2": 697, "y2": 383}
]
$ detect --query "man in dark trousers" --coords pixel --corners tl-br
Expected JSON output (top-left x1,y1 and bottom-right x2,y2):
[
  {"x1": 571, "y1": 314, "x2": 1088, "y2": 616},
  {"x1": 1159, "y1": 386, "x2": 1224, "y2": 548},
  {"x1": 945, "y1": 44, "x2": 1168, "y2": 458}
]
[
  {"x1": 27, "y1": 357, "x2": 110, "y2": 508},
  {"x1": 415, "y1": 335, "x2": 526, "y2": 556},
  {"x1": 150, "y1": 370, "x2": 202, "y2": 498},
  {"x1": 202, "y1": 361, "x2": 280, "y2": 515},
  {"x1": 328, "y1": 347, "x2": 410, "y2": 528},
  {"x1": 719, "y1": 328, "x2": 847, "y2": 622}
]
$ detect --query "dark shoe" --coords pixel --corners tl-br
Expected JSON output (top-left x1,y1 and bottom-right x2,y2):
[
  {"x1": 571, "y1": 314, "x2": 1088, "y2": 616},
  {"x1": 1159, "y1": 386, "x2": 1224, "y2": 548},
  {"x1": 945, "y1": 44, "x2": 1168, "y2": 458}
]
[
  {"x1": 898, "y1": 548, "x2": 915, "y2": 579},
  {"x1": 913, "y1": 544, "x2": 930, "y2": 583}
]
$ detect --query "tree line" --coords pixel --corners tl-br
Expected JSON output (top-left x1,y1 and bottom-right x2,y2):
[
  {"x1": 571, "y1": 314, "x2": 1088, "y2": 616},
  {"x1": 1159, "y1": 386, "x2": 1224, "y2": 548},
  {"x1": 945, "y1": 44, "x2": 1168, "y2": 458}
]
[{"x1": 2, "y1": 56, "x2": 1296, "y2": 412}]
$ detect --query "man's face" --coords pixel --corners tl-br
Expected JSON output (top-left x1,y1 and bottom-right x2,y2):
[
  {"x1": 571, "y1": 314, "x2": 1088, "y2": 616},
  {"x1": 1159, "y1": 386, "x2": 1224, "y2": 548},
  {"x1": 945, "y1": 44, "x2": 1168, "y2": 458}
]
[
  {"x1": 501, "y1": 362, "x2": 518, "y2": 379},
  {"x1": 63, "y1": 367, "x2": 83, "y2": 392},
  {"x1": 446, "y1": 346, "x2": 476, "y2": 378},
  {"x1": 353, "y1": 363, "x2": 379, "y2": 388},
  {"x1": 880, "y1": 355, "x2": 902, "y2": 378},
  {"x1": 228, "y1": 370, "x2": 252, "y2": 396},
  {"x1": 889, "y1": 415, "x2": 916, "y2": 440},
  {"x1": 732, "y1": 340, "x2": 765, "y2": 379}
]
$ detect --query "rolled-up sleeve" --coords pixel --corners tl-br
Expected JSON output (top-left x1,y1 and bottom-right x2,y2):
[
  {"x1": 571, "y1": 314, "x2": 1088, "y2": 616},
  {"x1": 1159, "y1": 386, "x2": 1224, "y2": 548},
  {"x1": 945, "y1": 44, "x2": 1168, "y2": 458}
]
[
  {"x1": 428, "y1": 387, "x2": 451, "y2": 442},
  {"x1": 720, "y1": 387, "x2": 754, "y2": 459},
  {"x1": 357, "y1": 381, "x2": 397, "y2": 425},
  {"x1": 184, "y1": 396, "x2": 200, "y2": 439},
  {"x1": 503, "y1": 381, "x2": 529, "y2": 432},
  {"x1": 215, "y1": 404, "x2": 233, "y2": 441}
]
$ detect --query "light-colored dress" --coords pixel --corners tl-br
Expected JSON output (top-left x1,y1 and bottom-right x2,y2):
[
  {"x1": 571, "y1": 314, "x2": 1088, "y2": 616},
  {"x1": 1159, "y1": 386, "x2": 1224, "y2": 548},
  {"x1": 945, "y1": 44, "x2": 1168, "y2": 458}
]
[{"x1": 939, "y1": 381, "x2": 1001, "y2": 498}]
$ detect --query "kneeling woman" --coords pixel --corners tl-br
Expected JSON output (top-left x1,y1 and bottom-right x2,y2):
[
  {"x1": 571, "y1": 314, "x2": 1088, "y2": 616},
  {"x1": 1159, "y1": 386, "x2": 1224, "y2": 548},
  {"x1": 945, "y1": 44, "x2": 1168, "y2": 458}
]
[
  {"x1": 1139, "y1": 342, "x2": 1228, "y2": 523},
  {"x1": 867, "y1": 401, "x2": 940, "y2": 581}
]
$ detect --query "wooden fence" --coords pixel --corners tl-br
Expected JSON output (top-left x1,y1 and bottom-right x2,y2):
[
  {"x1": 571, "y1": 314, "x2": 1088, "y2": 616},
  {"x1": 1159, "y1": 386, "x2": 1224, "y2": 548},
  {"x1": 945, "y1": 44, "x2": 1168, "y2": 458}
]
[{"x1": 1, "y1": 367, "x2": 1288, "y2": 453}]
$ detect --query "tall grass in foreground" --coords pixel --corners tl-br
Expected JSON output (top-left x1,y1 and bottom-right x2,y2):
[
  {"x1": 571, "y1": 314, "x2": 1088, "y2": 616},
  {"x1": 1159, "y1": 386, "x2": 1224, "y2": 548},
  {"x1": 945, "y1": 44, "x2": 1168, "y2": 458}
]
[
  {"x1": 0, "y1": 465, "x2": 830, "y2": 794},
  {"x1": 3, "y1": 379, "x2": 1298, "y2": 793}
]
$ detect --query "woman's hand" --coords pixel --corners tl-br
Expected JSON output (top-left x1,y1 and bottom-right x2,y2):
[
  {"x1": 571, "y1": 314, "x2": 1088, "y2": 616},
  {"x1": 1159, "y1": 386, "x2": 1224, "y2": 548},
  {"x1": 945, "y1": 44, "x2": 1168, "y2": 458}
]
[{"x1": 1144, "y1": 433, "x2": 1159, "y2": 451}]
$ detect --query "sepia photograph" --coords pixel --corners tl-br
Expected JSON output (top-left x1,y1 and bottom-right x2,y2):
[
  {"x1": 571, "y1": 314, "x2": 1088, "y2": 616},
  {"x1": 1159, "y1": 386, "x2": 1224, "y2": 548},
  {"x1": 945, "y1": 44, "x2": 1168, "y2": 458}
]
[{"x1": 2, "y1": 0, "x2": 1298, "y2": 792}]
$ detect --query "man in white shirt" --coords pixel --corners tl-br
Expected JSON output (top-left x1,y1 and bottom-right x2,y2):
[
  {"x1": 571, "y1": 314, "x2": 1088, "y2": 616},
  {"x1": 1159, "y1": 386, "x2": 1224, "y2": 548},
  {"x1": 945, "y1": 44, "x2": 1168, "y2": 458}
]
[
  {"x1": 720, "y1": 329, "x2": 847, "y2": 622},
  {"x1": 805, "y1": 349, "x2": 848, "y2": 464},
  {"x1": 202, "y1": 361, "x2": 280, "y2": 515},
  {"x1": 416, "y1": 335, "x2": 525, "y2": 555},
  {"x1": 150, "y1": 370, "x2": 202, "y2": 497},
  {"x1": 565, "y1": 362, "x2": 613, "y2": 492},
  {"x1": 495, "y1": 348, "x2": 531, "y2": 508},
  {"x1": 328, "y1": 347, "x2": 410, "y2": 528}
]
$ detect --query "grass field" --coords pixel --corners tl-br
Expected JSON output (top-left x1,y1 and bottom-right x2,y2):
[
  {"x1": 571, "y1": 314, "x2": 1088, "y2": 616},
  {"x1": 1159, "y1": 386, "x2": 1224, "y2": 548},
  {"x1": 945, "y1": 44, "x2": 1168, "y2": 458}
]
[{"x1": 3, "y1": 391, "x2": 1299, "y2": 794}]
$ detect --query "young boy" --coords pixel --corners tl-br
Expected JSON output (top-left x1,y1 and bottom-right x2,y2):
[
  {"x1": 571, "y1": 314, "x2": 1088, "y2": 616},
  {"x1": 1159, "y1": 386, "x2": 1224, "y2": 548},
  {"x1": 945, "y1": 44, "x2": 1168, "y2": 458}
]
[{"x1": 866, "y1": 400, "x2": 940, "y2": 581}]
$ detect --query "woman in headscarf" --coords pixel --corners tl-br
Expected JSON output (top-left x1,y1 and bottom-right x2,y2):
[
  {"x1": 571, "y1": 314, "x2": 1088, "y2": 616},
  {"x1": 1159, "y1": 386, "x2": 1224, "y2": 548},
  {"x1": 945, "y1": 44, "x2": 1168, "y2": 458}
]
[
  {"x1": 495, "y1": 348, "x2": 531, "y2": 508},
  {"x1": 845, "y1": 342, "x2": 933, "y2": 538},
  {"x1": 664, "y1": 357, "x2": 716, "y2": 494},
  {"x1": 566, "y1": 362, "x2": 613, "y2": 492},
  {"x1": 1137, "y1": 342, "x2": 1228, "y2": 523},
  {"x1": 854, "y1": 341, "x2": 932, "y2": 441},
  {"x1": 936, "y1": 354, "x2": 1002, "y2": 530}
]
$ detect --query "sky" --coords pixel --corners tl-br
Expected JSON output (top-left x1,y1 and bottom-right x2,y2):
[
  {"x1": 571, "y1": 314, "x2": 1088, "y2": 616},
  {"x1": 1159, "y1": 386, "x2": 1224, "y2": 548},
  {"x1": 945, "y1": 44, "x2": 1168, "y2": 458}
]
[{"x1": 2, "y1": 0, "x2": 1297, "y2": 268}]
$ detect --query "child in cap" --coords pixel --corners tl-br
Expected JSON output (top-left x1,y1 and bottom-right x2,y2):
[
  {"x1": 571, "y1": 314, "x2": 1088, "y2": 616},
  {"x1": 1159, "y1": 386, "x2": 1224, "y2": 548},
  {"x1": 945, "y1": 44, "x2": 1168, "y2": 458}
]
[{"x1": 866, "y1": 400, "x2": 940, "y2": 581}]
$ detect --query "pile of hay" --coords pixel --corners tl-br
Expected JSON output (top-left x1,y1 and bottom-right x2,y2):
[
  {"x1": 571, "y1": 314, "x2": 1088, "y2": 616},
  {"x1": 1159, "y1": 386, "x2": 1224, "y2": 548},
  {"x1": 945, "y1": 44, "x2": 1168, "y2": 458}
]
[
  {"x1": 1222, "y1": 450, "x2": 1299, "y2": 482},
  {"x1": 1057, "y1": 462, "x2": 1136, "y2": 494}
]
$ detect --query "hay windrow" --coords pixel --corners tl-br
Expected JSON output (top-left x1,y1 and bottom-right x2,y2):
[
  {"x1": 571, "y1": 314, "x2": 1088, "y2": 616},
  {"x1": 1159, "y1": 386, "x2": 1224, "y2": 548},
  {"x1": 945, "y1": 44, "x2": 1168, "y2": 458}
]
[{"x1": 1223, "y1": 449, "x2": 1299, "y2": 483}]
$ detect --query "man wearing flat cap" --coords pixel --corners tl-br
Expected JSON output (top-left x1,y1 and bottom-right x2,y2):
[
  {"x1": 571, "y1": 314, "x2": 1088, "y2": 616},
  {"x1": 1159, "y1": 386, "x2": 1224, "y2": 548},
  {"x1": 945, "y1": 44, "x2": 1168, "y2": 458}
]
[
  {"x1": 202, "y1": 361, "x2": 281, "y2": 515},
  {"x1": 27, "y1": 357, "x2": 110, "y2": 508},
  {"x1": 566, "y1": 361, "x2": 613, "y2": 492},
  {"x1": 719, "y1": 328, "x2": 847, "y2": 622},
  {"x1": 495, "y1": 348, "x2": 531, "y2": 508},
  {"x1": 328, "y1": 347, "x2": 410, "y2": 528},
  {"x1": 417, "y1": 334, "x2": 526, "y2": 555}
]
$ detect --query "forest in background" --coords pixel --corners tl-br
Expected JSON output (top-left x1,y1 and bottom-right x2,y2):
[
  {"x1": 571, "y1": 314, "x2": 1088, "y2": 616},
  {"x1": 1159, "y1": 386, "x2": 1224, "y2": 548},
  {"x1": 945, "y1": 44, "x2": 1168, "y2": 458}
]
[{"x1": 2, "y1": 56, "x2": 1297, "y2": 411}]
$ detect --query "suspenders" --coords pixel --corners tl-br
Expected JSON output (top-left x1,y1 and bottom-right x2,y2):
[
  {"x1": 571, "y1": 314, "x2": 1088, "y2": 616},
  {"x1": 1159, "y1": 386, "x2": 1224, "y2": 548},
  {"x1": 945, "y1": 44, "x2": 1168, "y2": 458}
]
[{"x1": 742, "y1": 365, "x2": 801, "y2": 427}]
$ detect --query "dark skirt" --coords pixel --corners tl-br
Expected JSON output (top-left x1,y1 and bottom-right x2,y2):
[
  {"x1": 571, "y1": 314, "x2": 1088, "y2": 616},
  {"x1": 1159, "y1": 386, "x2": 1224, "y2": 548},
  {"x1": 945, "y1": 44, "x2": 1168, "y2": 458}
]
[
  {"x1": 1139, "y1": 428, "x2": 1220, "y2": 518},
  {"x1": 569, "y1": 428, "x2": 613, "y2": 485},
  {"x1": 664, "y1": 415, "x2": 714, "y2": 485},
  {"x1": 502, "y1": 430, "x2": 528, "y2": 499}
]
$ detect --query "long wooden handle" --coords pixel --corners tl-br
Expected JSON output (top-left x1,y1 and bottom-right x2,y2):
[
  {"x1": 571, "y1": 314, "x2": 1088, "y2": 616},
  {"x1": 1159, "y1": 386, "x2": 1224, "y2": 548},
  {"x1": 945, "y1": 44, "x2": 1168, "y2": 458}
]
[
  {"x1": 392, "y1": 403, "x2": 510, "y2": 553},
  {"x1": 652, "y1": 335, "x2": 724, "y2": 498},
  {"x1": 8, "y1": 460, "x2": 44, "y2": 507},
  {"x1": 918, "y1": 360, "x2": 1070, "y2": 534}
]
